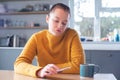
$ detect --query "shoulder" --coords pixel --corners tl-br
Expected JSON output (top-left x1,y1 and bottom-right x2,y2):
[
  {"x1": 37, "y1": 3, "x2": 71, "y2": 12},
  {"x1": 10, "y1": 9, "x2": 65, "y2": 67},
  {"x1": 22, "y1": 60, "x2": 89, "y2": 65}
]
[
  {"x1": 65, "y1": 28, "x2": 78, "y2": 36},
  {"x1": 32, "y1": 29, "x2": 48, "y2": 37},
  {"x1": 62, "y1": 28, "x2": 81, "y2": 43},
  {"x1": 28, "y1": 30, "x2": 48, "y2": 41},
  {"x1": 62, "y1": 28, "x2": 80, "y2": 41}
]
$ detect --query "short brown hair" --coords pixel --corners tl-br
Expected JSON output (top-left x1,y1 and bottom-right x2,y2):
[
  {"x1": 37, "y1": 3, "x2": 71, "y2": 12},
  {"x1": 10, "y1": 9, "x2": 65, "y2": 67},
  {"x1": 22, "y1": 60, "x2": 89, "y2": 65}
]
[{"x1": 49, "y1": 3, "x2": 70, "y2": 15}]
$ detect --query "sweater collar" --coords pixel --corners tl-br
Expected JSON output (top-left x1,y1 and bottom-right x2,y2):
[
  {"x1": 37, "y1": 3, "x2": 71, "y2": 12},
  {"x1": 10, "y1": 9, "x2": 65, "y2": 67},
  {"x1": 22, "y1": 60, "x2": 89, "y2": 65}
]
[{"x1": 46, "y1": 28, "x2": 69, "y2": 45}]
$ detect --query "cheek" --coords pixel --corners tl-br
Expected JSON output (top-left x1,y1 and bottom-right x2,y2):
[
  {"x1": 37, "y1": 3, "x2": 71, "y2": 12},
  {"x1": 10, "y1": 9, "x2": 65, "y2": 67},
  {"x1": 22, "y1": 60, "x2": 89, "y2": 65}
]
[
  {"x1": 48, "y1": 21, "x2": 55, "y2": 30},
  {"x1": 63, "y1": 27, "x2": 67, "y2": 31},
  {"x1": 49, "y1": 21, "x2": 57, "y2": 29},
  {"x1": 49, "y1": 23, "x2": 54, "y2": 30},
  {"x1": 49, "y1": 20, "x2": 54, "y2": 26}
]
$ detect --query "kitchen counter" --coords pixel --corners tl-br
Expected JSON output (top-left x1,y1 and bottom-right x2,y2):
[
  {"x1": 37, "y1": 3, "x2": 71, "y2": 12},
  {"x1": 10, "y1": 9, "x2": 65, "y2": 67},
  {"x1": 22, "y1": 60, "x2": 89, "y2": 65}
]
[
  {"x1": 82, "y1": 42, "x2": 120, "y2": 50},
  {"x1": 0, "y1": 42, "x2": 120, "y2": 50}
]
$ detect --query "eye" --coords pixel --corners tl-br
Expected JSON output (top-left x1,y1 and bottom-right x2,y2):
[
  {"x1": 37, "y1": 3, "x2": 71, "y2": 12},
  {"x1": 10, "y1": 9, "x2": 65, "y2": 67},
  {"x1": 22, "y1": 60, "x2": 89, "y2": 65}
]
[
  {"x1": 53, "y1": 19, "x2": 59, "y2": 23},
  {"x1": 62, "y1": 22, "x2": 67, "y2": 26}
]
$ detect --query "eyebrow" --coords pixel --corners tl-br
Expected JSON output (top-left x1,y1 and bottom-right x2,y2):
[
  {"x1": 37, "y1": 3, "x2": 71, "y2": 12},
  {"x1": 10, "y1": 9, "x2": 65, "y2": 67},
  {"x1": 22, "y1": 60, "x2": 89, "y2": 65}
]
[{"x1": 54, "y1": 16, "x2": 68, "y2": 22}]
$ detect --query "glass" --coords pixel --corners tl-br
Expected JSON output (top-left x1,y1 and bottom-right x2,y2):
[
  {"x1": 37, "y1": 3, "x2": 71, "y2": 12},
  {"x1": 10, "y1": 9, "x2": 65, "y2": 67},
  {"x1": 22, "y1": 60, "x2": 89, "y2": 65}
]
[
  {"x1": 102, "y1": 0, "x2": 120, "y2": 8},
  {"x1": 74, "y1": 0, "x2": 94, "y2": 38},
  {"x1": 100, "y1": 12, "x2": 120, "y2": 41},
  {"x1": 72, "y1": 0, "x2": 120, "y2": 42}
]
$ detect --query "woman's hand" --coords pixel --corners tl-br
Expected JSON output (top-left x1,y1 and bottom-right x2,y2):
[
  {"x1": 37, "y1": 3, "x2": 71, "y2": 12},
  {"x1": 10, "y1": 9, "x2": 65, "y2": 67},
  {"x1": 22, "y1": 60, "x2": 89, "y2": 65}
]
[{"x1": 37, "y1": 64, "x2": 60, "y2": 78}]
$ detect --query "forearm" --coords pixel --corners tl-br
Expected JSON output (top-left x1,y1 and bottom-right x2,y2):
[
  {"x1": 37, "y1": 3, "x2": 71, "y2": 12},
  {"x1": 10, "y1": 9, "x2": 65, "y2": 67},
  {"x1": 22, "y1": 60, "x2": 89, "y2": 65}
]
[
  {"x1": 14, "y1": 62, "x2": 42, "y2": 77},
  {"x1": 56, "y1": 57, "x2": 84, "y2": 73}
]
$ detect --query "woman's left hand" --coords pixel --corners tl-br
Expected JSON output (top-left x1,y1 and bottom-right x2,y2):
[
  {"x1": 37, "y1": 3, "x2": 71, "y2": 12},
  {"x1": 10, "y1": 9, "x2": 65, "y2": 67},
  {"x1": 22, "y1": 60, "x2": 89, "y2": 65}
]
[{"x1": 37, "y1": 64, "x2": 60, "y2": 77}]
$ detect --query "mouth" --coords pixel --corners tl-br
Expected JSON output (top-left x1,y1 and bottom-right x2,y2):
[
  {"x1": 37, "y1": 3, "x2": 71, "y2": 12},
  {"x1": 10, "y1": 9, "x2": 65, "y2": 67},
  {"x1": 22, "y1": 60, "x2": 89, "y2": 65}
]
[{"x1": 56, "y1": 29, "x2": 62, "y2": 33}]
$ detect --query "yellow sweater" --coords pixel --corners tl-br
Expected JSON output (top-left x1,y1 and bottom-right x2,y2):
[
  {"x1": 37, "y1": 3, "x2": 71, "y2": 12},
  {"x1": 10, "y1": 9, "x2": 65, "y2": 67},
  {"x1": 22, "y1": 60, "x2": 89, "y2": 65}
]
[{"x1": 14, "y1": 28, "x2": 85, "y2": 77}]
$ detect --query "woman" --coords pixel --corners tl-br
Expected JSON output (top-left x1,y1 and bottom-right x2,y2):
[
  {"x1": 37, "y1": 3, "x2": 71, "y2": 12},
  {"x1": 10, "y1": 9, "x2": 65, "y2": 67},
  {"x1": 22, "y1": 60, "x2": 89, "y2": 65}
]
[{"x1": 14, "y1": 3, "x2": 85, "y2": 78}]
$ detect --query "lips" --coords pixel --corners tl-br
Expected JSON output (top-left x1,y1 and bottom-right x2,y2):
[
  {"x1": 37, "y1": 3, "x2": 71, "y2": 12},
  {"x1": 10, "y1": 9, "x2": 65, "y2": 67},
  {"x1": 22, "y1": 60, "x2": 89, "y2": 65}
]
[{"x1": 56, "y1": 29, "x2": 62, "y2": 32}]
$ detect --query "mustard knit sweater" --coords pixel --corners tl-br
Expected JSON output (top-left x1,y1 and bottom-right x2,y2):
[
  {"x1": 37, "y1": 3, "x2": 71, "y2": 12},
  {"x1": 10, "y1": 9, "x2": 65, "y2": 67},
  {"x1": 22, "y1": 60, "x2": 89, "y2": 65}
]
[{"x1": 14, "y1": 28, "x2": 85, "y2": 77}]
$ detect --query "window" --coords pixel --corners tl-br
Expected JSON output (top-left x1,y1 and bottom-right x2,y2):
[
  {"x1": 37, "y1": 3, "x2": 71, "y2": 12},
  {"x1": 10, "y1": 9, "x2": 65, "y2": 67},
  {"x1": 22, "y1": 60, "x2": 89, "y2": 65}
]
[
  {"x1": 73, "y1": 0, "x2": 94, "y2": 38},
  {"x1": 71, "y1": 0, "x2": 120, "y2": 42},
  {"x1": 100, "y1": 0, "x2": 120, "y2": 41},
  {"x1": 102, "y1": 0, "x2": 120, "y2": 8}
]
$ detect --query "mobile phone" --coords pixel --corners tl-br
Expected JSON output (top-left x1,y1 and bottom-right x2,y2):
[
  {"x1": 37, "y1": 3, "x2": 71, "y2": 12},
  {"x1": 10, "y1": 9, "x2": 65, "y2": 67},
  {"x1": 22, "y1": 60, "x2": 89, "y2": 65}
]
[{"x1": 57, "y1": 66, "x2": 71, "y2": 73}]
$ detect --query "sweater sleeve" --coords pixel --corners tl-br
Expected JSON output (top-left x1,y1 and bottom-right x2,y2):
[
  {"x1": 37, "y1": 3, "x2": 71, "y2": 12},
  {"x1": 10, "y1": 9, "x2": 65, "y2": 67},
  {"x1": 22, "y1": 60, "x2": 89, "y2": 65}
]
[
  {"x1": 56, "y1": 33, "x2": 85, "y2": 73},
  {"x1": 14, "y1": 34, "x2": 42, "y2": 77}
]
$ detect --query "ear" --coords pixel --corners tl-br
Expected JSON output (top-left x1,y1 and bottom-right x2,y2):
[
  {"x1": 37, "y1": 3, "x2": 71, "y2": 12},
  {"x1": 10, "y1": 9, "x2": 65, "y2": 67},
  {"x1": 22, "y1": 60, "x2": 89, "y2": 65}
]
[{"x1": 46, "y1": 15, "x2": 49, "y2": 23}]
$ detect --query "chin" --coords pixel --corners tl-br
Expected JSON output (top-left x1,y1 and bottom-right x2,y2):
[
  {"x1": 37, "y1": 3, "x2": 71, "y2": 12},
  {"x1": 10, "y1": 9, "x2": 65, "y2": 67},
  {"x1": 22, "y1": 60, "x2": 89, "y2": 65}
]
[
  {"x1": 52, "y1": 32, "x2": 63, "y2": 36},
  {"x1": 54, "y1": 34, "x2": 60, "y2": 36},
  {"x1": 54, "y1": 33, "x2": 62, "y2": 36}
]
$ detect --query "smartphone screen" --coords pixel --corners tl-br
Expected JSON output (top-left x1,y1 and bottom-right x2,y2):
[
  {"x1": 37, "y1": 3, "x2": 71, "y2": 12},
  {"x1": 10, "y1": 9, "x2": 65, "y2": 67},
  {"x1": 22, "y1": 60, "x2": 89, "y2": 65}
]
[{"x1": 57, "y1": 67, "x2": 71, "y2": 73}]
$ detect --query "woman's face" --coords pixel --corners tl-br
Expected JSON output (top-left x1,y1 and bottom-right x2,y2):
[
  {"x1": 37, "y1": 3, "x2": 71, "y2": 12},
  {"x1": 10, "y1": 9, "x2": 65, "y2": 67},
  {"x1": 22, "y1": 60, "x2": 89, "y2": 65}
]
[{"x1": 46, "y1": 8, "x2": 70, "y2": 36}]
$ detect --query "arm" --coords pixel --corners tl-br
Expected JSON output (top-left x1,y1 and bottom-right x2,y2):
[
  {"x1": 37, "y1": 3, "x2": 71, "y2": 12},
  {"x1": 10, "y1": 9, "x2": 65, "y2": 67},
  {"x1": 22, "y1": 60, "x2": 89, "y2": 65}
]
[
  {"x1": 37, "y1": 31, "x2": 85, "y2": 77},
  {"x1": 56, "y1": 34, "x2": 85, "y2": 73},
  {"x1": 14, "y1": 34, "x2": 42, "y2": 77}
]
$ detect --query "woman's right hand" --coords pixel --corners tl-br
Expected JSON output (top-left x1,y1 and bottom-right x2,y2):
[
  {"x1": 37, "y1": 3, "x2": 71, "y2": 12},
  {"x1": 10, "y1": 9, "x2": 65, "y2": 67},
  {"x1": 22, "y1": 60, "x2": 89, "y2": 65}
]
[{"x1": 37, "y1": 64, "x2": 60, "y2": 78}]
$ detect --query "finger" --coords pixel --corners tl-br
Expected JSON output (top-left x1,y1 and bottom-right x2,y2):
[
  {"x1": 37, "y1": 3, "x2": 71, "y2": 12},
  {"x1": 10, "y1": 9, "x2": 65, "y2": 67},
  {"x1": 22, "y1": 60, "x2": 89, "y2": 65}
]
[
  {"x1": 49, "y1": 67, "x2": 57, "y2": 74},
  {"x1": 48, "y1": 64, "x2": 60, "y2": 70},
  {"x1": 41, "y1": 72, "x2": 50, "y2": 78},
  {"x1": 44, "y1": 65, "x2": 57, "y2": 74},
  {"x1": 43, "y1": 66, "x2": 54, "y2": 74},
  {"x1": 45, "y1": 68, "x2": 57, "y2": 75},
  {"x1": 50, "y1": 65, "x2": 59, "y2": 73},
  {"x1": 40, "y1": 68, "x2": 51, "y2": 77}
]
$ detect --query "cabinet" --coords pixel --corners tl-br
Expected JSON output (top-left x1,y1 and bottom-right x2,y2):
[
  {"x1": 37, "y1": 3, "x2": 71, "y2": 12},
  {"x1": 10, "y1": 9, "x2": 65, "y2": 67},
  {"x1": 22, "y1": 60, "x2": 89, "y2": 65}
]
[
  {"x1": 85, "y1": 50, "x2": 120, "y2": 80},
  {"x1": 0, "y1": 0, "x2": 69, "y2": 47},
  {"x1": 1, "y1": 49, "x2": 120, "y2": 80},
  {"x1": 0, "y1": 0, "x2": 50, "y2": 47},
  {"x1": 0, "y1": 48, "x2": 37, "y2": 70},
  {"x1": 0, "y1": 0, "x2": 50, "y2": 28},
  {"x1": 0, "y1": 11, "x2": 49, "y2": 30}
]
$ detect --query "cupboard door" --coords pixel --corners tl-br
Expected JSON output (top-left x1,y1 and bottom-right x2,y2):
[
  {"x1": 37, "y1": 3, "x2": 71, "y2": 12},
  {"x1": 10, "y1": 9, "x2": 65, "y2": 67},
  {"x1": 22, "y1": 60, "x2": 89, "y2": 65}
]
[
  {"x1": 84, "y1": 50, "x2": 91, "y2": 63},
  {"x1": 0, "y1": 49, "x2": 37, "y2": 70},
  {"x1": 91, "y1": 50, "x2": 120, "y2": 80},
  {"x1": 0, "y1": 49, "x2": 21, "y2": 70}
]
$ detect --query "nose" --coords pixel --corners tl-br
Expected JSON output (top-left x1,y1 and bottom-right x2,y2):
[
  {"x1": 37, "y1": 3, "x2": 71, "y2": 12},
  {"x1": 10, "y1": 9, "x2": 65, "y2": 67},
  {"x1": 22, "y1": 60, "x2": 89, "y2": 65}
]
[{"x1": 58, "y1": 23, "x2": 63, "y2": 29}]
